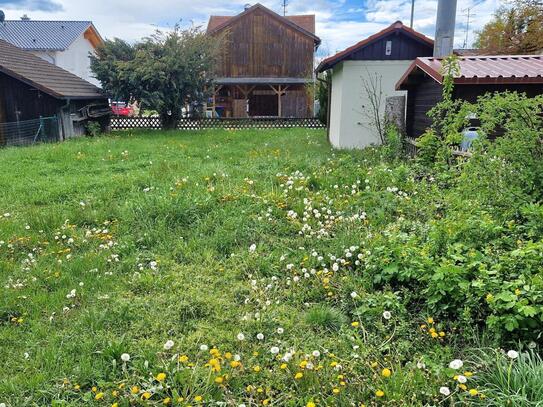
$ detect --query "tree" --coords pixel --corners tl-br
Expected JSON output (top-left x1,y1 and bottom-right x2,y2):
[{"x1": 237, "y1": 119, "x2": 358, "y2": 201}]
[
  {"x1": 474, "y1": 0, "x2": 543, "y2": 54},
  {"x1": 90, "y1": 38, "x2": 136, "y2": 104},
  {"x1": 91, "y1": 26, "x2": 221, "y2": 129},
  {"x1": 316, "y1": 72, "x2": 330, "y2": 125}
]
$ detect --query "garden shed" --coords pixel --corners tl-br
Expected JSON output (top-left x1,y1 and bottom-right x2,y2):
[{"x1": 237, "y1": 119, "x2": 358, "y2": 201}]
[
  {"x1": 396, "y1": 55, "x2": 543, "y2": 139},
  {"x1": 316, "y1": 21, "x2": 433, "y2": 149},
  {"x1": 0, "y1": 39, "x2": 109, "y2": 146}
]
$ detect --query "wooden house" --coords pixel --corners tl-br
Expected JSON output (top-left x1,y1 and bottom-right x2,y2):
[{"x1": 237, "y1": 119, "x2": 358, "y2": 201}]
[
  {"x1": 316, "y1": 21, "x2": 434, "y2": 149},
  {"x1": 207, "y1": 4, "x2": 320, "y2": 118},
  {"x1": 0, "y1": 39, "x2": 109, "y2": 145},
  {"x1": 396, "y1": 55, "x2": 543, "y2": 139}
]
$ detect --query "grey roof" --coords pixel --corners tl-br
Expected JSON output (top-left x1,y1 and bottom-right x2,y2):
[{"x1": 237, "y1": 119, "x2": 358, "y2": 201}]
[
  {"x1": 0, "y1": 20, "x2": 94, "y2": 51},
  {"x1": 216, "y1": 77, "x2": 312, "y2": 85},
  {"x1": 0, "y1": 39, "x2": 106, "y2": 99}
]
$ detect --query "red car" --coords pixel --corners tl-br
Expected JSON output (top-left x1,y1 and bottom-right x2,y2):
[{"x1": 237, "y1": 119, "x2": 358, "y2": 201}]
[{"x1": 111, "y1": 102, "x2": 134, "y2": 117}]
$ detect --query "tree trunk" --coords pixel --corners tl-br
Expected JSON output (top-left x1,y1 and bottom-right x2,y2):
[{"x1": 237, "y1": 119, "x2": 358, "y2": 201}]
[{"x1": 160, "y1": 110, "x2": 181, "y2": 130}]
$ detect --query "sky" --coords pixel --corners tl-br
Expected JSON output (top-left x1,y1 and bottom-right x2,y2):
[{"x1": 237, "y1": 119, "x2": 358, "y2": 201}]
[{"x1": 0, "y1": 0, "x2": 502, "y2": 57}]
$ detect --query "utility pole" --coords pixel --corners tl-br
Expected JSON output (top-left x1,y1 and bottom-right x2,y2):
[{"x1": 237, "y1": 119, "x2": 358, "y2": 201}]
[
  {"x1": 410, "y1": 0, "x2": 415, "y2": 28},
  {"x1": 282, "y1": 0, "x2": 288, "y2": 16},
  {"x1": 462, "y1": 7, "x2": 475, "y2": 48}
]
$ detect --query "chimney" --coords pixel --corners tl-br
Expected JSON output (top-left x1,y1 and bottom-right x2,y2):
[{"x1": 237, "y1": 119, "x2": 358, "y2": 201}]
[
  {"x1": 20, "y1": 14, "x2": 31, "y2": 21},
  {"x1": 433, "y1": 0, "x2": 457, "y2": 57},
  {"x1": 244, "y1": 4, "x2": 251, "y2": 11}
]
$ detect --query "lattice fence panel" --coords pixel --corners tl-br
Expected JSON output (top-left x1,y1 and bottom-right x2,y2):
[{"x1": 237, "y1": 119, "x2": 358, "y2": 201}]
[{"x1": 111, "y1": 116, "x2": 325, "y2": 131}]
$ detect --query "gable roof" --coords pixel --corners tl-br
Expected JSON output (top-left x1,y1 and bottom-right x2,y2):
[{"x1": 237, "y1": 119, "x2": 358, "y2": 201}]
[
  {"x1": 396, "y1": 55, "x2": 543, "y2": 89},
  {"x1": 0, "y1": 39, "x2": 106, "y2": 99},
  {"x1": 0, "y1": 20, "x2": 102, "y2": 51},
  {"x1": 316, "y1": 21, "x2": 434, "y2": 72},
  {"x1": 207, "y1": 3, "x2": 320, "y2": 45}
]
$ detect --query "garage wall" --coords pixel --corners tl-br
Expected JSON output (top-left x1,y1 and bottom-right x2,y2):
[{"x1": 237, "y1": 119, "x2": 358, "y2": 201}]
[{"x1": 328, "y1": 60, "x2": 412, "y2": 149}]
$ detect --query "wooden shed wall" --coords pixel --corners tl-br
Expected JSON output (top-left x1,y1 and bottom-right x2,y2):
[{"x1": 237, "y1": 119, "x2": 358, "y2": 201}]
[
  {"x1": 347, "y1": 32, "x2": 433, "y2": 61},
  {"x1": 406, "y1": 76, "x2": 543, "y2": 139},
  {"x1": 0, "y1": 71, "x2": 60, "y2": 123},
  {"x1": 213, "y1": 9, "x2": 315, "y2": 78}
]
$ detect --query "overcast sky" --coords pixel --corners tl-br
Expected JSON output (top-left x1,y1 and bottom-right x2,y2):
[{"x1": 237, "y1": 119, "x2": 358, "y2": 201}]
[{"x1": 0, "y1": 0, "x2": 501, "y2": 56}]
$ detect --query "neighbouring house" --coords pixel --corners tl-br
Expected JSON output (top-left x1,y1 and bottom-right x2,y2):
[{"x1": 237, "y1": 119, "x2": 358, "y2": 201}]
[
  {"x1": 396, "y1": 55, "x2": 543, "y2": 139},
  {"x1": 316, "y1": 21, "x2": 434, "y2": 149},
  {"x1": 206, "y1": 3, "x2": 320, "y2": 118},
  {"x1": 0, "y1": 17, "x2": 103, "y2": 86},
  {"x1": 0, "y1": 39, "x2": 110, "y2": 145}
]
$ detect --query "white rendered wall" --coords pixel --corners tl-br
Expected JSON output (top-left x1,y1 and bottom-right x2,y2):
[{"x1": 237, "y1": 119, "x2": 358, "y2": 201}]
[
  {"x1": 328, "y1": 60, "x2": 412, "y2": 149},
  {"x1": 55, "y1": 35, "x2": 99, "y2": 86}
]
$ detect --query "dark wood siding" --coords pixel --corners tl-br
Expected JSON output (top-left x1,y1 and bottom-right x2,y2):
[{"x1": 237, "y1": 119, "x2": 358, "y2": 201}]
[
  {"x1": 405, "y1": 76, "x2": 443, "y2": 138},
  {"x1": 0, "y1": 71, "x2": 60, "y2": 123},
  {"x1": 406, "y1": 77, "x2": 543, "y2": 139},
  {"x1": 213, "y1": 9, "x2": 315, "y2": 78},
  {"x1": 347, "y1": 32, "x2": 433, "y2": 61}
]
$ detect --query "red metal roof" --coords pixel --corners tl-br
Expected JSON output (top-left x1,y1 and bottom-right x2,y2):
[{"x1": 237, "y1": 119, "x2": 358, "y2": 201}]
[
  {"x1": 396, "y1": 55, "x2": 543, "y2": 89},
  {"x1": 316, "y1": 21, "x2": 434, "y2": 73}
]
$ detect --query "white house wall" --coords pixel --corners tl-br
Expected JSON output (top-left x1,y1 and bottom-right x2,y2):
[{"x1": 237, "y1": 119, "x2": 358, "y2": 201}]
[
  {"x1": 31, "y1": 35, "x2": 99, "y2": 87},
  {"x1": 54, "y1": 34, "x2": 99, "y2": 86},
  {"x1": 329, "y1": 60, "x2": 412, "y2": 149}
]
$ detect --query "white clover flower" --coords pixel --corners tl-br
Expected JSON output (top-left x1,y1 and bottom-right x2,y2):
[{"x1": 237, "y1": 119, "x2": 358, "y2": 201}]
[
  {"x1": 163, "y1": 340, "x2": 174, "y2": 350},
  {"x1": 350, "y1": 291, "x2": 358, "y2": 299},
  {"x1": 200, "y1": 344, "x2": 208, "y2": 351},
  {"x1": 0, "y1": 402, "x2": 6, "y2": 407},
  {"x1": 507, "y1": 350, "x2": 519, "y2": 359},
  {"x1": 416, "y1": 361, "x2": 426, "y2": 369},
  {"x1": 305, "y1": 362, "x2": 314, "y2": 370},
  {"x1": 312, "y1": 350, "x2": 320, "y2": 358},
  {"x1": 449, "y1": 359, "x2": 463, "y2": 369},
  {"x1": 234, "y1": 354, "x2": 241, "y2": 361},
  {"x1": 277, "y1": 327, "x2": 284, "y2": 334},
  {"x1": 382, "y1": 310, "x2": 392, "y2": 320},
  {"x1": 457, "y1": 375, "x2": 467, "y2": 384},
  {"x1": 121, "y1": 353, "x2": 130, "y2": 362},
  {"x1": 249, "y1": 244, "x2": 257, "y2": 253},
  {"x1": 237, "y1": 333, "x2": 245, "y2": 341},
  {"x1": 256, "y1": 333, "x2": 264, "y2": 340},
  {"x1": 283, "y1": 352, "x2": 293, "y2": 362},
  {"x1": 439, "y1": 386, "x2": 451, "y2": 396},
  {"x1": 270, "y1": 346, "x2": 280, "y2": 354}
]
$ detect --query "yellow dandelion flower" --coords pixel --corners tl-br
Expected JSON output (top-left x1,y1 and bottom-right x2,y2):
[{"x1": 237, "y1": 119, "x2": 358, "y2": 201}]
[
  {"x1": 74, "y1": 384, "x2": 80, "y2": 390},
  {"x1": 469, "y1": 389, "x2": 478, "y2": 396},
  {"x1": 112, "y1": 403, "x2": 118, "y2": 407},
  {"x1": 142, "y1": 392, "x2": 152, "y2": 400},
  {"x1": 459, "y1": 384, "x2": 467, "y2": 391},
  {"x1": 307, "y1": 402, "x2": 316, "y2": 407},
  {"x1": 381, "y1": 368, "x2": 392, "y2": 378},
  {"x1": 225, "y1": 352, "x2": 233, "y2": 359},
  {"x1": 375, "y1": 390, "x2": 385, "y2": 397},
  {"x1": 427, "y1": 317, "x2": 434, "y2": 324},
  {"x1": 131, "y1": 385, "x2": 140, "y2": 394},
  {"x1": 351, "y1": 321, "x2": 359, "y2": 327},
  {"x1": 179, "y1": 355, "x2": 189, "y2": 363},
  {"x1": 163, "y1": 398, "x2": 171, "y2": 405},
  {"x1": 95, "y1": 392, "x2": 104, "y2": 400},
  {"x1": 156, "y1": 372, "x2": 167, "y2": 382},
  {"x1": 439, "y1": 331, "x2": 445, "y2": 337},
  {"x1": 230, "y1": 360, "x2": 241, "y2": 368},
  {"x1": 215, "y1": 376, "x2": 224, "y2": 384},
  {"x1": 431, "y1": 332, "x2": 439, "y2": 338},
  {"x1": 194, "y1": 395, "x2": 203, "y2": 402},
  {"x1": 253, "y1": 366, "x2": 261, "y2": 373},
  {"x1": 333, "y1": 388, "x2": 340, "y2": 395},
  {"x1": 464, "y1": 371, "x2": 473, "y2": 377},
  {"x1": 294, "y1": 372, "x2": 304, "y2": 380},
  {"x1": 280, "y1": 363, "x2": 288, "y2": 369},
  {"x1": 92, "y1": 386, "x2": 98, "y2": 393},
  {"x1": 111, "y1": 390, "x2": 118, "y2": 397},
  {"x1": 262, "y1": 399, "x2": 270, "y2": 405},
  {"x1": 370, "y1": 362, "x2": 378, "y2": 368}
]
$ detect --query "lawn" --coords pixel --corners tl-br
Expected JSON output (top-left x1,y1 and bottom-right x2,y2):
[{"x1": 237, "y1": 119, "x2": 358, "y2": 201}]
[{"x1": 0, "y1": 129, "x2": 541, "y2": 406}]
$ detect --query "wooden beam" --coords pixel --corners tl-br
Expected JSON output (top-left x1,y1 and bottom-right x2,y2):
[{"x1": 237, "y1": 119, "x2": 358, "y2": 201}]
[{"x1": 269, "y1": 85, "x2": 289, "y2": 117}]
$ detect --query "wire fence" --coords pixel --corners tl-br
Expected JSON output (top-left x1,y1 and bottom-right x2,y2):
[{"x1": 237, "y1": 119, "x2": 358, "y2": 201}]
[{"x1": 0, "y1": 116, "x2": 60, "y2": 147}]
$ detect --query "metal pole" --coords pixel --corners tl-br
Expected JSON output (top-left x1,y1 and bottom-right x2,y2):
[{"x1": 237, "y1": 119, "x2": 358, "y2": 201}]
[
  {"x1": 434, "y1": 0, "x2": 458, "y2": 57},
  {"x1": 410, "y1": 0, "x2": 415, "y2": 28}
]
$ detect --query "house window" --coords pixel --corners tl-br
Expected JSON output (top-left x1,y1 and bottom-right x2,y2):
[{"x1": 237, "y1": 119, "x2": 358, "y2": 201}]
[{"x1": 385, "y1": 41, "x2": 392, "y2": 56}]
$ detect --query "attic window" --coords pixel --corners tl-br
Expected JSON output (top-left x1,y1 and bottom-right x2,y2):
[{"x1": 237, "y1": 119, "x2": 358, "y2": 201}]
[{"x1": 385, "y1": 41, "x2": 392, "y2": 56}]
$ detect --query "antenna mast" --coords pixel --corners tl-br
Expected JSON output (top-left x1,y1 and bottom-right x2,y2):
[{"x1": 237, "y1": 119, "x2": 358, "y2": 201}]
[
  {"x1": 410, "y1": 0, "x2": 415, "y2": 28},
  {"x1": 282, "y1": 0, "x2": 288, "y2": 16}
]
